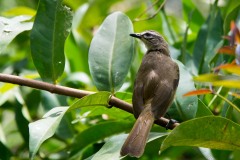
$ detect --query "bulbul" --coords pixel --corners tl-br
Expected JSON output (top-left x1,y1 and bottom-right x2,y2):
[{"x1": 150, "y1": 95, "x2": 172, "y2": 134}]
[{"x1": 120, "y1": 30, "x2": 179, "y2": 158}]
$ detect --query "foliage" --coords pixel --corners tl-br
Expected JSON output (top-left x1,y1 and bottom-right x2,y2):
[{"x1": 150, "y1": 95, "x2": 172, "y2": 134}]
[{"x1": 0, "y1": 0, "x2": 240, "y2": 159}]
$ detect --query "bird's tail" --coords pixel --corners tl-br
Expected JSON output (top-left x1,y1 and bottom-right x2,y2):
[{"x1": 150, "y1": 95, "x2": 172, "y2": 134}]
[{"x1": 120, "y1": 107, "x2": 154, "y2": 158}]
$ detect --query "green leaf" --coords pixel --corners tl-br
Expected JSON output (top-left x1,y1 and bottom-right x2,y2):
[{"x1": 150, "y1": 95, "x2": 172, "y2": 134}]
[
  {"x1": 168, "y1": 61, "x2": 198, "y2": 120},
  {"x1": 70, "y1": 121, "x2": 133, "y2": 157},
  {"x1": 0, "y1": 15, "x2": 33, "y2": 53},
  {"x1": 161, "y1": 116, "x2": 240, "y2": 151},
  {"x1": 223, "y1": 3, "x2": 240, "y2": 34},
  {"x1": 28, "y1": 106, "x2": 68, "y2": 159},
  {"x1": 88, "y1": 11, "x2": 134, "y2": 93},
  {"x1": 195, "y1": 99, "x2": 213, "y2": 117},
  {"x1": 91, "y1": 132, "x2": 168, "y2": 160},
  {"x1": 193, "y1": 7, "x2": 223, "y2": 74},
  {"x1": 30, "y1": 0, "x2": 72, "y2": 83},
  {"x1": 0, "y1": 141, "x2": 12, "y2": 160},
  {"x1": 2, "y1": 6, "x2": 36, "y2": 16},
  {"x1": 68, "y1": 91, "x2": 111, "y2": 111}
]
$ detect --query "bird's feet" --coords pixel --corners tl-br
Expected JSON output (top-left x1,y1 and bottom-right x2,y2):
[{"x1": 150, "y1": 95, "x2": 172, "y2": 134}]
[{"x1": 165, "y1": 119, "x2": 178, "y2": 130}]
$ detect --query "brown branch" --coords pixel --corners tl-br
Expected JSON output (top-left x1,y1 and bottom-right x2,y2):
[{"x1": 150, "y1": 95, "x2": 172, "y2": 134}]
[{"x1": 0, "y1": 73, "x2": 179, "y2": 129}]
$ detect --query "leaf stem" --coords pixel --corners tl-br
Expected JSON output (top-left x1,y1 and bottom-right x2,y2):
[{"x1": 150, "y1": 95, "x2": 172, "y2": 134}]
[{"x1": 214, "y1": 92, "x2": 240, "y2": 113}]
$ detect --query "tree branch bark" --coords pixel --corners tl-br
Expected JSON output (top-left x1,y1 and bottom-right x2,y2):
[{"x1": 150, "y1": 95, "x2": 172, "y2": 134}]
[{"x1": 0, "y1": 73, "x2": 179, "y2": 129}]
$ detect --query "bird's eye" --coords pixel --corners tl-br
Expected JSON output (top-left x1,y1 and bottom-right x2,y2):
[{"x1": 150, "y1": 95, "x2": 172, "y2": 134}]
[{"x1": 143, "y1": 33, "x2": 152, "y2": 39}]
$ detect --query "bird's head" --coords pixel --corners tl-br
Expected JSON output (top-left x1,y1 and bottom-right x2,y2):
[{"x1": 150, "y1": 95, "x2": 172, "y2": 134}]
[{"x1": 130, "y1": 30, "x2": 169, "y2": 55}]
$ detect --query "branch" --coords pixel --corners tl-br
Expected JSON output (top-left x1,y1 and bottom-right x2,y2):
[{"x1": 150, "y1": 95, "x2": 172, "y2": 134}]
[
  {"x1": 0, "y1": 73, "x2": 179, "y2": 129},
  {"x1": 133, "y1": 0, "x2": 166, "y2": 22}
]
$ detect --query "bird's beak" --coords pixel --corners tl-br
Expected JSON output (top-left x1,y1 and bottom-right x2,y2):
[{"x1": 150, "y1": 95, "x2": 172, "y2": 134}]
[{"x1": 130, "y1": 33, "x2": 141, "y2": 39}]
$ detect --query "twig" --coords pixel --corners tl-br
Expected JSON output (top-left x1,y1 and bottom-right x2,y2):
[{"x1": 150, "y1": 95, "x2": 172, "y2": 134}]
[
  {"x1": 134, "y1": 0, "x2": 166, "y2": 22},
  {"x1": 0, "y1": 73, "x2": 179, "y2": 129}
]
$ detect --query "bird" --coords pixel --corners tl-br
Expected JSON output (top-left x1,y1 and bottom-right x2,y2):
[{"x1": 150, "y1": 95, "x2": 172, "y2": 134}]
[{"x1": 120, "y1": 30, "x2": 179, "y2": 158}]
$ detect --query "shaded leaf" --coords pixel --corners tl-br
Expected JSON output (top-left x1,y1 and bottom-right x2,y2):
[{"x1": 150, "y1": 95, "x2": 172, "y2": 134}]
[
  {"x1": 88, "y1": 12, "x2": 134, "y2": 93},
  {"x1": 29, "y1": 107, "x2": 68, "y2": 159},
  {"x1": 193, "y1": 7, "x2": 223, "y2": 74},
  {"x1": 70, "y1": 121, "x2": 133, "y2": 156},
  {"x1": 183, "y1": 89, "x2": 212, "y2": 97},
  {"x1": 0, "y1": 15, "x2": 33, "y2": 53},
  {"x1": 0, "y1": 141, "x2": 12, "y2": 160},
  {"x1": 161, "y1": 116, "x2": 240, "y2": 151},
  {"x1": 170, "y1": 61, "x2": 198, "y2": 120},
  {"x1": 30, "y1": 0, "x2": 72, "y2": 83}
]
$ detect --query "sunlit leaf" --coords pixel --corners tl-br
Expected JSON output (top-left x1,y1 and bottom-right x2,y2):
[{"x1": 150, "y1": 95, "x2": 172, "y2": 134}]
[
  {"x1": 183, "y1": 89, "x2": 212, "y2": 97},
  {"x1": 30, "y1": 0, "x2": 72, "y2": 83},
  {"x1": 161, "y1": 116, "x2": 240, "y2": 151},
  {"x1": 193, "y1": 74, "x2": 238, "y2": 82},
  {"x1": 214, "y1": 64, "x2": 240, "y2": 75},
  {"x1": 88, "y1": 11, "x2": 134, "y2": 93},
  {"x1": 29, "y1": 107, "x2": 68, "y2": 159},
  {"x1": 229, "y1": 92, "x2": 240, "y2": 99},
  {"x1": 0, "y1": 15, "x2": 33, "y2": 53},
  {"x1": 2, "y1": 6, "x2": 36, "y2": 16},
  {"x1": 195, "y1": 99, "x2": 213, "y2": 117},
  {"x1": 212, "y1": 80, "x2": 240, "y2": 89},
  {"x1": 68, "y1": 91, "x2": 111, "y2": 111}
]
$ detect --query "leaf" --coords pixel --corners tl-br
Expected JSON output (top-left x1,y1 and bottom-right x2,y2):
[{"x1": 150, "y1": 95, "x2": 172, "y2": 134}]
[
  {"x1": 215, "y1": 64, "x2": 240, "y2": 75},
  {"x1": 64, "y1": 4, "x2": 90, "y2": 73},
  {"x1": 193, "y1": 7, "x2": 223, "y2": 74},
  {"x1": 2, "y1": 6, "x2": 36, "y2": 16},
  {"x1": 212, "y1": 80, "x2": 240, "y2": 89},
  {"x1": 28, "y1": 107, "x2": 68, "y2": 159},
  {"x1": 193, "y1": 73, "x2": 239, "y2": 82},
  {"x1": 217, "y1": 46, "x2": 235, "y2": 55},
  {"x1": 195, "y1": 99, "x2": 213, "y2": 118},
  {"x1": 0, "y1": 141, "x2": 12, "y2": 160},
  {"x1": 160, "y1": 116, "x2": 240, "y2": 151},
  {"x1": 91, "y1": 132, "x2": 168, "y2": 160},
  {"x1": 223, "y1": 4, "x2": 240, "y2": 34},
  {"x1": 0, "y1": 15, "x2": 33, "y2": 53},
  {"x1": 70, "y1": 121, "x2": 133, "y2": 157},
  {"x1": 68, "y1": 91, "x2": 111, "y2": 111},
  {"x1": 88, "y1": 11, "x2": 134, "y2": 93},
  {"x1": 169, "y1": 61, "x2": 198, "y2": 120},
  {"x1": 183, "y1": 89, "x2": 213, "y2": 96},
  {"x1": 30, "y1": 0, "x2": 72, "y2": 83}
]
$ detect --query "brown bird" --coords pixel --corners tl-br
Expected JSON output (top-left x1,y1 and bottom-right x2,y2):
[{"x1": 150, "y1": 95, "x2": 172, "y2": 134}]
[{"x1": 120, "y1": 30, "x2": 179, "y2": 158}]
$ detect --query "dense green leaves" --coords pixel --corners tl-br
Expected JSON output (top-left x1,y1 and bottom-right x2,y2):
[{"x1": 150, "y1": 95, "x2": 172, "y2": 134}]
[
  {"x1": 161, "y1": 116, "x2": 240, "y2": 151},
  {"x1": 88, "y1": 12, "x2": 134, "y2": 93},
  {"x1": 1, "y1": 0, "x2": 240, "y2": 159},
  {"x1": 28, "y1": 92, "x2": 112, "y2": 159},
  {"x1": 30, "y1": 0, "x2": 72, "y2": 83}
]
